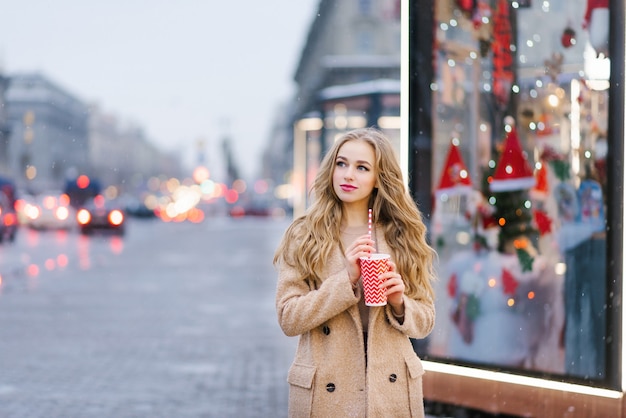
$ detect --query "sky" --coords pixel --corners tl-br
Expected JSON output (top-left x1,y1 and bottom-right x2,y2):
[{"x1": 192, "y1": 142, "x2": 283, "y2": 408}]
[{"x1": 0, "y1": 0, "x2": 319, "y2": 181}]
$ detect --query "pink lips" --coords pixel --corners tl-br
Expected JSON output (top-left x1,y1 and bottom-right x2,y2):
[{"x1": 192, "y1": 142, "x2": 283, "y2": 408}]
[{"x1": 340, "y1": 184, "x2": 357, "y2": 192}]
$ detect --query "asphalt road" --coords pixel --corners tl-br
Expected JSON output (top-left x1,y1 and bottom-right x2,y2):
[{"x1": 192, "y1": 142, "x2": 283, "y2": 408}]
[{"x1": 0, "y1": 216, "x2": 297, "y2": 418}]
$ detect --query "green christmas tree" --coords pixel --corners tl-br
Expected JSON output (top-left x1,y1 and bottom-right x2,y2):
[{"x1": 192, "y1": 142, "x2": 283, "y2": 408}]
[{"x1": 486, "y1": 127, "x2": 538, "y2": 269}]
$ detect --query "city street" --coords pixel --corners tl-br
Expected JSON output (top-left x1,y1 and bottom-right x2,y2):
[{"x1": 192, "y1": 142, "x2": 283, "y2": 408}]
[{"x1": 0, "y1": 216, "x2": 297, "y2": 418}]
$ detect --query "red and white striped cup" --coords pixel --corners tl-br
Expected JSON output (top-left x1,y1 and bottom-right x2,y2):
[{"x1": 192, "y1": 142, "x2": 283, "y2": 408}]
[{"x1": 359, "y1": 253, "x2": 390, "y2": 306}]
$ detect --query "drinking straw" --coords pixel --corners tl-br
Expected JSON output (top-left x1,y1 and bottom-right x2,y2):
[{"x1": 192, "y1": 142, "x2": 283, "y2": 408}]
[{"x1": 368, "y1": 208, "x2": 373, "y2": 257}]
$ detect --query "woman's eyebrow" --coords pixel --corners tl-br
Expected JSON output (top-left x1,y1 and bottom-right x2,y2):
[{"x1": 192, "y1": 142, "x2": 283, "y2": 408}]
[{"x1": 336, "y1": 155, "x2": 372, "y2": 166}]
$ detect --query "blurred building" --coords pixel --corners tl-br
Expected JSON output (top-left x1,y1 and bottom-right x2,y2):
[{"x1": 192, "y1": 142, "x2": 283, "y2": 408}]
[
  {"x1": 6, "y1": 73, "x2": 90, "y2": 192},
  {"x1": 88, "y1": 104, "x2": 183, "y2": 194},
  {"x1": 5, "y1": 73, "x2": 182, "y2": 194},
  {"x1": 260, "y1": 103, "x2": 293, "y2": 188},
  {"x1": 261, "y1": 0, "x2": 402, "y2": 215},
  {"x1": 0, "y1": 73, "x2": 12, "y2": 176}
]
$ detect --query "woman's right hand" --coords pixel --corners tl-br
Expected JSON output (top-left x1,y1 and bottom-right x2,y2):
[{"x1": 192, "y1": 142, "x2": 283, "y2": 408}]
[{"x1": 344, "y1": 234, "x2": 377, "y2": 285}]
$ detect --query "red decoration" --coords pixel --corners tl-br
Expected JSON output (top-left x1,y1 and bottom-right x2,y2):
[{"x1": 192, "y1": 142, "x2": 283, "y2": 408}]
[
  {"x1": 456, "y1": 0, "x2": 476, "y2": 14},
  {"x1": 531, "y1": 162, "x2": 548, "y2": 199},
  {"x1": 533, "y1": 209, "x2": 553, "y2": 236},
  {"x1": 490, "y1": 128, "x2": 535, "y2": 192},
  {"x1": 447, "y1": 273, "x2": 458, "y2": 298},
  {"x1": 561, "y1": 27, "x2": 576, "y2": 48},
  {"x1": 436, "y1": 141, "x2": 473, "y2": 197},
  {"x1": 502, "y1": 268, "x2": 519, "y2": 295},
  {"x1": 492, "y1": 0, "x2": 514, "y2": 109},
  {"x1": 583, "y1": 0, "x2": 609, "y2": 56},
  {"x1": 478, "y1": 204, "x2": 498, "y2": 229}
]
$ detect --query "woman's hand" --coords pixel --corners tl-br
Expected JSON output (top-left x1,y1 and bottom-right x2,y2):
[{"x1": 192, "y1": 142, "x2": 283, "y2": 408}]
[
  {"x1": 381, "y1": 260, "x2": 405, "y2": 315},
  {"x1": 344, "y1": 234, "x2": 376, "y2": 285}
]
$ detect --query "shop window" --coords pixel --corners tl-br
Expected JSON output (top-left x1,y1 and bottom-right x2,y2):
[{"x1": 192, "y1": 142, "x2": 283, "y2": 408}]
[{"x1": 425, "y1": 0, "x2": 612, "y2": 384}]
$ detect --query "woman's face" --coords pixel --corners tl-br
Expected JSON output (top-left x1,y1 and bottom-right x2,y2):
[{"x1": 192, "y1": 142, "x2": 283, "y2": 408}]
[{"x1": 332, "y1": 139, "x2": 377, "y2": 208}]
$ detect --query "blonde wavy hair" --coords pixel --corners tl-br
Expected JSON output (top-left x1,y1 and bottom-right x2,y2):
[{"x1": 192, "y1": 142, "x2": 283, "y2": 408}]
[{"x1": 274, "y1": 127, "x2": 436, "y2": 301}]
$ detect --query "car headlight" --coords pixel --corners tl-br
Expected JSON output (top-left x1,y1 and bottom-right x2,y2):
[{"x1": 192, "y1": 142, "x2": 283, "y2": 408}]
[
  {"x1": 55, "y1": 206, "x2": 69, "y2": 221},
  {"x1": 77, "y1": 209, "x2": 91, "y2": 225},
  {"x1": 108, "y1": 210, "x2": 124, "y2": 226}
]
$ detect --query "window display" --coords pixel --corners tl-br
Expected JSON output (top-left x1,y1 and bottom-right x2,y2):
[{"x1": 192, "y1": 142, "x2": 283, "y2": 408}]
[{"x1": 426, "y1": 0, "x2": 610, "y2": 381}]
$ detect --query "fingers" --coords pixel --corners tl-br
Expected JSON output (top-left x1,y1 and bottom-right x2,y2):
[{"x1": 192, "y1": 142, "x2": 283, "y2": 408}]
[
  {"x1": 347, "y1": 238, "x2": 376, "y2": 260},
  {"x1": 380, "y1": 274, "x2": 405, "y2": 295}
]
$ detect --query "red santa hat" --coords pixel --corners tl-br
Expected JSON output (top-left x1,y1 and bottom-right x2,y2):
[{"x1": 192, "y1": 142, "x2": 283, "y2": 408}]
[
  {"x1": 490, "y1": 128, "x2": 535, "y2": 192},
  {"x1": 436, "y1": 140, "x2": 472, "y2": 197},
  {"x1": 583, "y1": 0, "x2": 609, "y2": 56}
]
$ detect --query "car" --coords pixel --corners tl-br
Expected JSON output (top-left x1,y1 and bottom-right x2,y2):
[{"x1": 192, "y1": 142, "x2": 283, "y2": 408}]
[
  {"x1": 24, "y1": 192, "x2": 76, "y2": 230},
  {"x1": 76, "y1": 195, "x2": 126, "y2": 235},
  {"x1": 228, "y1": 199, "x2": 286, "y2": 219},
  {"x1": 0, "y1": 191, "x2": 17, "y2": 243},
  {"x1": 121, "y1": 195, "x2": 156, "y2": 218}
]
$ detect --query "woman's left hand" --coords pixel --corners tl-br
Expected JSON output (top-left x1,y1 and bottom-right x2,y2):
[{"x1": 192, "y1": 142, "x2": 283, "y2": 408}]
[{"x1": 381, "y1": 260, "x2": 405, "y2": 314}]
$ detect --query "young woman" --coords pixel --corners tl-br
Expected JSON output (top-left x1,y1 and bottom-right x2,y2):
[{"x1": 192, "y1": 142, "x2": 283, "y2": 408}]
[{"x1": 274, "y1": 128, "x2": 436, "y2": 417}]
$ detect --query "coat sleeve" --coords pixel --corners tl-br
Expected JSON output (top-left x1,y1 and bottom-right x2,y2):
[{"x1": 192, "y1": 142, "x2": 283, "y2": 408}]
[
  {"x1": 386, "y1": 294, "x2": 435, "y2": 340},
  {"x1": 276, "y1": 257, "x2": 360, "y2": 337}
]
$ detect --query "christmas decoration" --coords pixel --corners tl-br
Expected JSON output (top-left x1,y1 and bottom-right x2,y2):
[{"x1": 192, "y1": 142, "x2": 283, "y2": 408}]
[
  {"x1": 530, "y1": 162, "x2": 548, "y2": 200},
  {"x1": 447, "y1": 273, "x2": 457, "y2": 298},
  {"x1": 577, "y1": 180, "x2": 605, "y2": 232},
  {"x1": 561, "y1": 27, "x2": 576, "y2": 48},
  {"x1": 490, "y1": 127, "x2": 535, "y2": 192},
  {"x1": 444, "y1": 249, "x2": 549, "y2": 366},
  {"x1": 456, "y1": 0, "x2": 476, "y2": 15},
  {"x1": 583, "y1": 0, "x2": 609, "y2": 57},
  {"x1": 501, "y1": 268, "x2": 519, "y2": 295},
  {"x1": 533, "y1": 209, "x2": 553, "y2": 236},
  {"x1": 544, "y1": 52, "x2": 564, "y2": 82},
  {"x1": 436, "y1": 140, "x2": 473, "y2": 197},
  {"x1": 482, "y1": 125, "x2": 538, "y2": 267},
  {"x1": 515, "y1": 247, "x2": 535, "y2": 272},
  {"x1": 492, "y1": 0, "x2": 514, "y2": 109}
]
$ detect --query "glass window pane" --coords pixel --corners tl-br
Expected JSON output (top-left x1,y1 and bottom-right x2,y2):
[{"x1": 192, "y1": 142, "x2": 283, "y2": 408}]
[{"x1": 426, "y1": 0, "x2": 610, "y2": 382}]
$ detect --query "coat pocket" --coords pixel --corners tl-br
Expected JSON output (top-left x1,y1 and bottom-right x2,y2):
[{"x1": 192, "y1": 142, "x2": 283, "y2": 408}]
[
  {"x1": 287, "y1": 363, "x2": 316, "y2": 418},
  {"x1": 405, "y1": 354, "x2": 425, "y2": 379},
  {"x1": 405, "y1": 355, "x2": 426, "y2": 417}
]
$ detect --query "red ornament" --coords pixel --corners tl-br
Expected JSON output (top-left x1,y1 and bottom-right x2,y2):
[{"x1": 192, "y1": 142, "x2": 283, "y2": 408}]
[
  {"x1": 561, "y1": 27, "x2": 576, "y2": 48},
  {"x1": 533, "y1": 209, "x2": 553, "y2": 236},
  {"x1": 502, "y1": 268, "x2": 519, "y2": 295},
  {"x1": 456, "y1": 0, "x2": 476, "y2": 14}
]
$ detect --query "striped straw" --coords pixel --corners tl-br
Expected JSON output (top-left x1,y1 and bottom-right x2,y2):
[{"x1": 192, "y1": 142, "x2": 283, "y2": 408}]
[{"x1": 368, "y1": 208, "x2": 373, "y2": 257}]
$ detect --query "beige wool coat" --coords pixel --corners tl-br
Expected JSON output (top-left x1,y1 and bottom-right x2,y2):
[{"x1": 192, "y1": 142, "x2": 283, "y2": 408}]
[{"x1": 276, "y1": 233, "x2": 435, "y2": 417}]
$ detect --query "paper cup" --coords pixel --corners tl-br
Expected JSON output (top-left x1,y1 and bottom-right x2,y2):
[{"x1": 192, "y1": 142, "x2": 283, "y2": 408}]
[{"x1": 359, "y1": 253, "x2": 390, "y2": 306}]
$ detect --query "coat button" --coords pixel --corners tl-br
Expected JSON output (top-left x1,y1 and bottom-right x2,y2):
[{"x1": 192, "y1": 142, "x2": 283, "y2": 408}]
[
  {"x1": 326, "y1": 383, "x2": 336, "y2": 392},
  {"x1": 389, "y1": 374, "x2": 397, "y2": 383},
  {"x1": 323, "y1": 325, "x2": 330, "y2": 335}
]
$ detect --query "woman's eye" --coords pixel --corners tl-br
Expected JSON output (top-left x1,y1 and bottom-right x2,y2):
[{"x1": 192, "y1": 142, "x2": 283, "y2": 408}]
[
  {"x1": 358, "y1": 165, "x2": 369, "y2": 171},
  {"x1": 336, "y1": 161, "x2": 346, "y2": 167}
]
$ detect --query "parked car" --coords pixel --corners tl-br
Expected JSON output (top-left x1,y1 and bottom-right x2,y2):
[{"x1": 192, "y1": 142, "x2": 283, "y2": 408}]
[
  {"x1": 24, "y1": 192, "x2": 76, "y2": 230},
  {"x1": 76, "y1": 195, "x2": 126, "y2": 235},
  {"x1": 0, "y1": 191, "x2": 18, "y2": 243}
]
